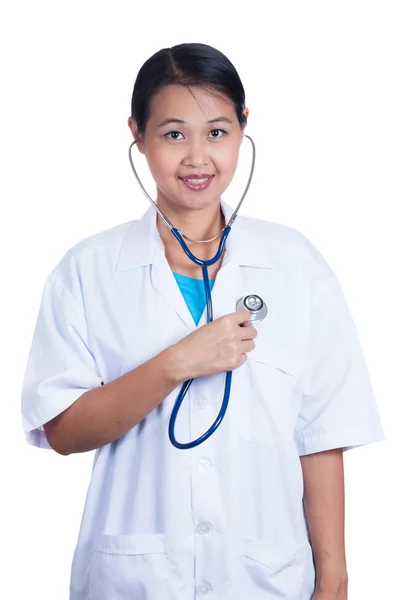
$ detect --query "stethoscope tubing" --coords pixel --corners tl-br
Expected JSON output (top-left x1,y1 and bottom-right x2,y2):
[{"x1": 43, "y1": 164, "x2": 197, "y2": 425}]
[{"x1": 168, "y1": 226, "x2": 232, "y2": 449}]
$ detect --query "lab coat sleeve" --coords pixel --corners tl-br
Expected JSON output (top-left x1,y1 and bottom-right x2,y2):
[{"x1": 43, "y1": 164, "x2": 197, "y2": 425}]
[
  {"x1": 294, "y1": 269, "x2": 385, "y2": 456},
  {"x1": 21, "y1": 275, "x2": 102, "y2": 449}
]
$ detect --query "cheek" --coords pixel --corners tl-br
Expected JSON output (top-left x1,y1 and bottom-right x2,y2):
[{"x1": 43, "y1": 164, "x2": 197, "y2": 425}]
[
  {"x1": 146, "y1": 148, "x2": 178, "y2": 182},
  {"x1": 217, "y1": 145, "x2": 241, "y2": 177}
]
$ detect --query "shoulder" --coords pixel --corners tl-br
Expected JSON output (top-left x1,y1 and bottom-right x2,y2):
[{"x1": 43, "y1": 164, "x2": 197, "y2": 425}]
[
  {"x1": 47, "y1": 220, "x2": 137, "y2": 295},
  {"x1": 237, "y1": 214, "x2": 335, "y2": 279}
]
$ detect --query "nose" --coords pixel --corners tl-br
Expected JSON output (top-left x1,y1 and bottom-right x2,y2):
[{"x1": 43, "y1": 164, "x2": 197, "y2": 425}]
[{"x1": 182, "y1": 138, "x2": 209, "y2": 168}]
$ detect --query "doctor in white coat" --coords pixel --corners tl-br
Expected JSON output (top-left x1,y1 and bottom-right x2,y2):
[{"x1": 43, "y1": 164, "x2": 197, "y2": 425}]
[{"x1": 21, "y1": 42, "x2": 384, "y2": 600}]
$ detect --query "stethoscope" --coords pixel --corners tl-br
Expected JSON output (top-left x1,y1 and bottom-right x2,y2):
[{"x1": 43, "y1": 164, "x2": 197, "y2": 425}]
[{"x1": 128, "y1": 133, "x2": 268, "y2": 449}]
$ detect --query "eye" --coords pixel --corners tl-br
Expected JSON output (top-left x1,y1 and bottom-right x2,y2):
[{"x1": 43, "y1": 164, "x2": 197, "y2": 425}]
[
  {"x1": 165, "y1": 130, "x2": 185, "y2": 140},
  {"x1": 164, "y1": 129, "x2": 227, "y2": 141},
  {"x1": 208, "y1": 129, "x2": 227, "y2": 139}
]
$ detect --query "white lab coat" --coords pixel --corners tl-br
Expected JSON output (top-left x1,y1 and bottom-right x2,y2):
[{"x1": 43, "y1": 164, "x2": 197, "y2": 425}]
[{"x1": 21, "y1": 199, "x2": 384, "y2": 599}]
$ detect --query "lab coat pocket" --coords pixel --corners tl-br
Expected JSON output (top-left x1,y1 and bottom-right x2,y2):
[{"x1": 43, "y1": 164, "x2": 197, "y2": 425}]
[
  {"x1": 239, "y1": 341, "x2": 301, "y2": 445},
  {"x1": 249, "y1": 333, "x2": 300, "y2": 376},
  {"x1": 239, "y1": 538, "x2": 309, "y2": 599},
  {"x1": 87, "y1": 533, "x2": 174, "y2": 600}
]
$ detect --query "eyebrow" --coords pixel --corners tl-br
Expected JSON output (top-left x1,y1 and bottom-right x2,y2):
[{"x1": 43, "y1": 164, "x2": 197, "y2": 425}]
[{"x1": 157, "y1": 116, "x2": 233, "y2": 128}]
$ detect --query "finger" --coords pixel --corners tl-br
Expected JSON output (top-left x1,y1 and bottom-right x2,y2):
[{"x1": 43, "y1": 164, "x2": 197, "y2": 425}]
[
  {"x1": 241, "y1": 339, "x2": 256, "y2": 353},
  {"x1": 240, "y1": 325, "x2": 257, "y2": 341},
  {"x1": 235, "y1": 309, "x2": 251, "y2": 326},
  {"x1": 239, "y1": 319, "x2": 252, "y2": 328}
]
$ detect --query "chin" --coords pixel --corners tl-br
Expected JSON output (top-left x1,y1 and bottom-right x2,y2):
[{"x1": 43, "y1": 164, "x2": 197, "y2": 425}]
[
  {"x1": 158, "y1": 189, "x2": 222, "y2": 211},
  {"x1": 179, "y1": 196, "x2": 222, "y2": 211}
]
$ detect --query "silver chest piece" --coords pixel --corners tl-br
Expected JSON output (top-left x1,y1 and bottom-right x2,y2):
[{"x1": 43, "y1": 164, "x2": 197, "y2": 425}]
[{"x1": 236, "y1": 294, "x2": 268, "y2": 323}]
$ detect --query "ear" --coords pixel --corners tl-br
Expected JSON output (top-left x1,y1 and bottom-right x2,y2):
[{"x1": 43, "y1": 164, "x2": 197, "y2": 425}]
[
  {"x1": 241, "y1": 107, "x2": 249, "y2": 135},
  {"x1": 128, "y1": 117, "x2": 145, "y2": 154}
]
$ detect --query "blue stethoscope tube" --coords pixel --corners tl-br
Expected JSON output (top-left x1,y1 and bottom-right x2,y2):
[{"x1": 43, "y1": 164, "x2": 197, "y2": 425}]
[
  {"x1": 128, "y1": 133, "x2": 256, "y2": 449},
  {"x1": 168, "y1": 226, "x2": 232, "y2": 449}
]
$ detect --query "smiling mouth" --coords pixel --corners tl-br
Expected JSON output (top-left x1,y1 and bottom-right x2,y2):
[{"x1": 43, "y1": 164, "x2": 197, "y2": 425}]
[
  {"x1": 178, "y1": 175, "x2": 214, "y2": 191},
  {"x1": 179, "y1": 176, "x2": 213, "y2": 182}
]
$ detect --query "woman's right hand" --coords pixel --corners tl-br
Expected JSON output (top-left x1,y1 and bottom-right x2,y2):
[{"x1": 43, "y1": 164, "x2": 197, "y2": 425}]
[{"x1": 169, "y1": 310, "x2": 258, "y2": 381}]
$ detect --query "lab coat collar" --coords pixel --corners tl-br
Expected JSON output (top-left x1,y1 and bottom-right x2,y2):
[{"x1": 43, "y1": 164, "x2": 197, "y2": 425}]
[{"x1": 115, "y1": 199, "x2": 274, "y2": 272}]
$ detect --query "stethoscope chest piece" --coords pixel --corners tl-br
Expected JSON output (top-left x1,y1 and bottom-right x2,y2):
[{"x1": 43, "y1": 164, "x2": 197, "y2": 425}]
[{"x1": 236, "y1": 294, "x2": 267, "y2": 323}]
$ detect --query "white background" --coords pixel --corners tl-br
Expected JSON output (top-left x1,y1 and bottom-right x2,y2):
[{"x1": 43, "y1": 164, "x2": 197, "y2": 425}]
[{"x1": 1, "y1": 1, "x2": 392, "y2": 598}]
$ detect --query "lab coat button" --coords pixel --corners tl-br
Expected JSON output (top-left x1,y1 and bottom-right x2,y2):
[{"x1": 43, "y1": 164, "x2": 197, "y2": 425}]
[
  {"x1": 197, "y1": 582, "x2": 212, "y2": 595},
  {"x1": 195, "y1": 397, "x2": 208, "y2": 409},
  {"x1": 197, "y1": 521, "x2": 211, "y2": 534},
  {"x1": 197, "y1": 457, "x2": 211, "y2": 472}
]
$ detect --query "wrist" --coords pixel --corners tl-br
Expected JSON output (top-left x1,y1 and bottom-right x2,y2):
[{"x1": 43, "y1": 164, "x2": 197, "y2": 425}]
[
  {"x1": 315, "y1": 563, "x2": 348, "y2": 595},
  {"x1": 161, "y1": 344, "x2": 194, "y2": 385}
]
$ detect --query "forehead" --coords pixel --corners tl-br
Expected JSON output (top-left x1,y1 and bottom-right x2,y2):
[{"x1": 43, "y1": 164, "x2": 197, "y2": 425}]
[{"x1": 148, "y1": 84, "x2": 235, "y2": 123}]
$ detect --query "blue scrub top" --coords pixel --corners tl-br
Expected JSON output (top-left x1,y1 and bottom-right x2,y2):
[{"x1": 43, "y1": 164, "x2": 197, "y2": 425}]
[{"x1": 172, "y1": 272, "x2": 215, "y2": 326}]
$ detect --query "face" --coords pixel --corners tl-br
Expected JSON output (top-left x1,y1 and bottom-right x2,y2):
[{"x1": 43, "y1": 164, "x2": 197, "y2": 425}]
[{"x1": 128, "y1": 84, "x2": 249, "y2": 213}]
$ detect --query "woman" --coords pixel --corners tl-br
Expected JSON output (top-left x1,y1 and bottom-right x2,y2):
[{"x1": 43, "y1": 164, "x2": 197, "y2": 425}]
[{"x1": 21, "y1": 42, "x2": 384, "y2": 600}]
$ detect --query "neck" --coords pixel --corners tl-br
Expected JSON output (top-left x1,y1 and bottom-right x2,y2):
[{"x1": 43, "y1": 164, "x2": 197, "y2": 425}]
[{"x1": 155, "y1": 197, "x2": 226, "y2": 245}]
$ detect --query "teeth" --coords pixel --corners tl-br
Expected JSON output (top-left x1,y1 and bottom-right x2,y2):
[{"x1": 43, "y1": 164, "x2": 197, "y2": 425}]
[{"x1": 184, "y1": 177, "x2": 210, "y2": 184}]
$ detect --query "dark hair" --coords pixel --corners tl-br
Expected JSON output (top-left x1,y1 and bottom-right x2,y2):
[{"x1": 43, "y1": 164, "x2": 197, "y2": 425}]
[{"x1": 131, "y1": 43, "x2": 247, "y2": 136}]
